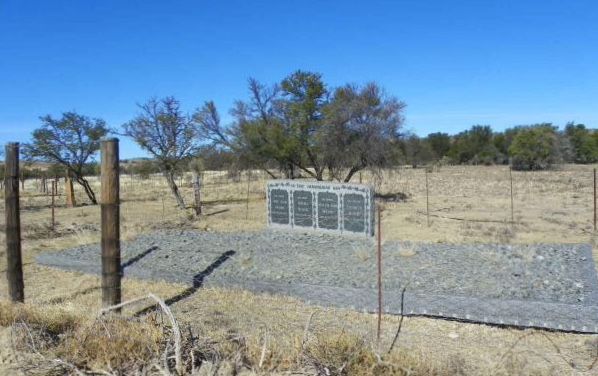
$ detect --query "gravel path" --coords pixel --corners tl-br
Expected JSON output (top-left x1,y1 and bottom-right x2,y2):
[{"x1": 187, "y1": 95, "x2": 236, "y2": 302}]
[{"x1": 37, "y1": 229, "x2": 598, "y2": 333}]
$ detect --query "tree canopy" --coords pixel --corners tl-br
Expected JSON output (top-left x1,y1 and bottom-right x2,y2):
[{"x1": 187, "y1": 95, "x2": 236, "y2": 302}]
[
  {"x1": 24, "y1": 112, "x2": 108, "y2": 204},
  {"x1": 200, "y1": 70, "x2": 406, "y2": 182},
  {"x1": 509, "y1": 125, "x2": 560, "y2": 170},
  {"x1": 396, "y1": 122, "x2": 598, "y2": 170},
  {"x1": 23, "y1": 71, "x2": 597, "y2": 211},
  {"x1": 122, "y1": 97, "x2": 201, "y2": 208}
]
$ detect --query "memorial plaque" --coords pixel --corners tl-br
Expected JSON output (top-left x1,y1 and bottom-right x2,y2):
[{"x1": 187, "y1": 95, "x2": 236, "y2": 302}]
[
  {"x1": 343, "y1": 193, "x2": 365, "y2": 233},
  {"x1": 267, "y1": 180, "x2": 374, "y2": 236},
  {"x1": 317, "y1": 192, "x2": 339, "y2": 230},
  {"x1": 270, "y1": 189, "x2": 289, "y2": 224},
  {"x1": 293, "y1": 190, "x2": 313, "y2": 227}
]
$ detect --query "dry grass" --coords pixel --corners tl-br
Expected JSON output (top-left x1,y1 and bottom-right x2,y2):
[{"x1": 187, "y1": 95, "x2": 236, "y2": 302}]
[
  {"x1": 0, "y1": 166, "x2": 597, "y2": 374},
  {"x1": 0, "y1": 296, "x2": 477, "y2": 375},
  {"x1": 55, "y1": 316, "x2": 164, "y2": 373},
  {"x1": 0, "y1": 301, "x2": 78, "y2": 334}
]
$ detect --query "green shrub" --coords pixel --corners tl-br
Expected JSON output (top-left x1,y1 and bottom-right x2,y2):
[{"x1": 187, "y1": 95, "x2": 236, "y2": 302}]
[{"x1": 509, "y1": 125, "x2": 560, "y2": 170}]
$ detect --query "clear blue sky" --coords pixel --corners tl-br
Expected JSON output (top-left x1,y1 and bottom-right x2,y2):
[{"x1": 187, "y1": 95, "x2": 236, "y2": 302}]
[{"x1": 1, "y1": 0, "x2": 597, "y2": 159}]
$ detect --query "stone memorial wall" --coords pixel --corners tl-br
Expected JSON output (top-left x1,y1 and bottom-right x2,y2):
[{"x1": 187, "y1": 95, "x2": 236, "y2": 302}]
[{"x1": 267, "y1": 180, "x2": 375, "y2": 236}]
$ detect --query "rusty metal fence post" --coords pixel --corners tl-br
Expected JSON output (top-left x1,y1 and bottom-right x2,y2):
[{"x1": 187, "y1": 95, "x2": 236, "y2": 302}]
[
  {"x1": 245, "y1": 170, "x2": 251, "y2": 220},
  {"x1": 5, "y1": 142, "x2": 24, "y2": 302},
  {"x1": 51, "y1": 180, "x2": 56, "y2": 231},
  {"x1": 101, "y1": 138, "x2": 121, "y2": 309},
  {"x1": 377, "y1": 205, "x2": 383, "y2": 344},
  {"x1": 425, "y1": 169, "x2": 430, "y2": 227},
  {"x1": 509, "y1": 167, "x2": 514, "y2": 224}
]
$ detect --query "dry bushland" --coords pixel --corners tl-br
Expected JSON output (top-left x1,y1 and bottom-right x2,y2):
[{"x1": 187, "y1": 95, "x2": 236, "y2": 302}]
[{"x1": 0, "y1": 165, "x2": 597, "y2": 374}]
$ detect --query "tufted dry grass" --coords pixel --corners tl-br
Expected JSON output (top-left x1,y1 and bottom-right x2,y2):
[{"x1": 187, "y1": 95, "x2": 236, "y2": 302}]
[{"x1": 0, "y1": 165, "x2": 597, "y2": 374}]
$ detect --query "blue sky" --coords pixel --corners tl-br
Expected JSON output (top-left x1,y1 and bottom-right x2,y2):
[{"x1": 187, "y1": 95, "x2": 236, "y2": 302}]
[{"x1": 1, "y1": 0, "x2": 597, "y2": 159}]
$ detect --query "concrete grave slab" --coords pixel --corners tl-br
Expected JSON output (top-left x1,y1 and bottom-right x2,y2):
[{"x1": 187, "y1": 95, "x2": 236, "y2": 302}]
[
  {"x1": 36, "y1": 230, "x2": 598, "y2": 333},
  {"x1": 267, "y1": 180, "x2": 375, "y2": 236}
]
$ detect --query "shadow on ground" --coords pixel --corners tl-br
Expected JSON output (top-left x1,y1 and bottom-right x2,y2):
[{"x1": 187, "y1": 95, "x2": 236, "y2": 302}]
[
  {"x1": 135, "y1": 250, "x2": 236, "y2": 316},
  {"x1": 121, "y1": 246, "x2": 159, "y2": 271}
]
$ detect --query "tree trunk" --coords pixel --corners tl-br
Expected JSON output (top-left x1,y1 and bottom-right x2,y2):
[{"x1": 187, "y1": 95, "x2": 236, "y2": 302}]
[
  {"x1": 315, "y1": 167, "x2": 324, "y2": 181},
  {"x1": 164, "y1": 171, "x2": 186, "y2": 209},
  {"x1": 343, "y1": 166, "x2": 362, "y2": 183},
  {"x1": 292, "y1": 162, "x2": 318, "y2": 180},
  {"x1": 75, "y1": 176, "x2": 98, "y2": 204},
  {"x1": 192, "y1": 172, "x2": 202, "y2": 216},
  {"x1": 286, "y1": 163, "x2": 294, "y2": 179},
  {"x1": 327, "y1": 168, "x2": 336, "y2": 181},
  {"x1": 263, "y1": 168, "x2": 277, "y2": 179}
]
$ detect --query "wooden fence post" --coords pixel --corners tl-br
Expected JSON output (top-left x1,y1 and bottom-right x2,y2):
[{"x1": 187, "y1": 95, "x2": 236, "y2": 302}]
[
  {"x1": 65, "y1": 173, "x2": 76, "y2": 207},
  {"x1": 5, "y1": 143, "x2": 24, "y2": 302},
  {"x1": 193, "y1": 171, "x2": 202, "y2": 216},
  {"x1": 101, "y1": 138, "x2": 121, "y2": 309}
]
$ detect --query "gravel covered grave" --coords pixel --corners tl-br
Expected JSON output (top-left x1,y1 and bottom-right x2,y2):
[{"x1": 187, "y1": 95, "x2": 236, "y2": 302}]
[{"x1": 37, "y1": 229, "x2": 598, "y2": 333}]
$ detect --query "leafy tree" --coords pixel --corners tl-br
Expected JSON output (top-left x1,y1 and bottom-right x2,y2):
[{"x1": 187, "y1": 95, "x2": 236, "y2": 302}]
[
  {"x1": 188, "y1": 157, "x2": 205, "y2": 176},
  {"x1": 280, "y1": 70, "x2": 328, "y2": 180},
  {"x1": 20, "y1": 166, "x2": 41, "y2": 180},
  {"x1": 322, "y1": 82, "x2": 405, "y2": 182},
  {"x1": 509, "y1": 124, "x2": 560, "y2": 170},
  {"x1": 557, "y1": 131, "x2": 575, "y2": 163},
  {"x1": 402, "y1": 134, "x2": 434, "y2": 168},
  {"x1": 492, "y1": 133, "x2": 508, "y2": 156},
  {"x1": 427, "y1": 132, "x2": 451, "y2": 160},
  {"x1": 130, "y1": 159, "x2": 161, "y2": 179},
  {"x1": 24, "y1": 112, "x2": 108, "y2": 204},
  {"x1": 199, "y1": 73, "x2": 404, "y2": 182},
  {"x1": 591, "y1": 132, "x2": 598, "y2": 157},
  {"x1": 82, "y1": 162, "x2": 100, "y2": 176},
  {"x1": 564, "y1": 122, "x2": 598, "y2": 163},
  {"x1": 196, "y1": 80, "x2": 292, "y2": 178},
  {"x1": 196, "y1": 147, "x2": 238, "y2": 171},
  {"x1": 46, "y1": 163, "x2": 65, "y2": 179},
  {"x1": 494, "y1": 127, "x2": 532, "y2": 164},
  {"x1": 194, "y1": 101, "x2": 231, "y2": 148},
  {"x1": 448, "y1": 125, "x2": 500, "y2": 164},
  {"x1": 122, "y1": 97, "x2": 200, "y2": 208}
]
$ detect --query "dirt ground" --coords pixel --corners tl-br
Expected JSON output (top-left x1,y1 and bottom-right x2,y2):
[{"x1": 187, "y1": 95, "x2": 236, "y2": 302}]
[{"x1": 1, "y1": 165, "x2": 598, "y2": 374}]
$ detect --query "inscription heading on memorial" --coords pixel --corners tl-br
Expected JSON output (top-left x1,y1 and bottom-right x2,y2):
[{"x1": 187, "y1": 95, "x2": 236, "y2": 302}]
[{"x1": 267, "y1": 180, "x2": 374, "y2": 236}]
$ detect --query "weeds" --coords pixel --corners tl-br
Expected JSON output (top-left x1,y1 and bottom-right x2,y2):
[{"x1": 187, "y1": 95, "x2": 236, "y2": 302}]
[{"x1": 0, "y1": 298, "x2": 478, "y2": 375}]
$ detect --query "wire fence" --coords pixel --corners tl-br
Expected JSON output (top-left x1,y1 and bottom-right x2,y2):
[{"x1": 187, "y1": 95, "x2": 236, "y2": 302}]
[
  {"x1": 1, "y1": 164, "x2": 598, "y2": 373},
  {"x1": 1, "y1": 164, "x2": 598, "y2": 245}
]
